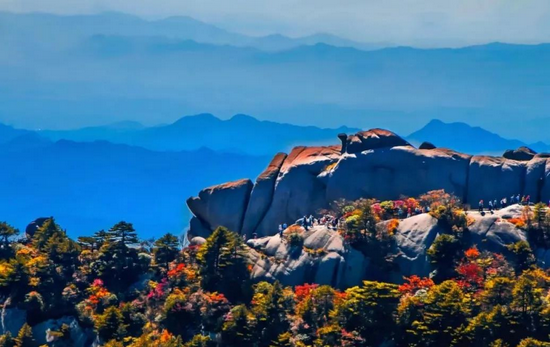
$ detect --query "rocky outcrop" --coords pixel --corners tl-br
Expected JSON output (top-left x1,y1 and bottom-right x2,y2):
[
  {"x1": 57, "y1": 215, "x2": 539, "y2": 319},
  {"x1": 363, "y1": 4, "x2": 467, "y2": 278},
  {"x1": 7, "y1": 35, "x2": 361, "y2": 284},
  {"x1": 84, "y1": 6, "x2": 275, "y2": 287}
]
[
  {"x1": 503, "y1": 146, "x2": 537, "y2": 161},
  {"x1": 186, "y1": 128, "x2": 550, "y2": 239},
  {"x1": 187, "y1": 179, "x2": 253, "y2": 236},
  {"x1": 241, "y1": 153, "x2": 287, "y2": 237},
  {"x1": 324, "y1": 146, "x2": 471, "y2": 203},
  {"x1": 245, "y1": 206, "x2": 530, "y2": 287},
  {"x1": 419, "y1": 141, "x2": 437, "y2": 150},
  {"x1": 345, "y1": 129, "x2": 411, "y2": 154}
]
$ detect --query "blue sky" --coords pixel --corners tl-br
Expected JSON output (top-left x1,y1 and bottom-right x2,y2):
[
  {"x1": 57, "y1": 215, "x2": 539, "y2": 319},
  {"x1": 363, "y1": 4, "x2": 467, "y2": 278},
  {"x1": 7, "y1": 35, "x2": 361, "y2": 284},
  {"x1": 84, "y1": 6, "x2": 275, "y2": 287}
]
[{"x1": 2, "y1": 0, "x2": 550, "y2": 46}]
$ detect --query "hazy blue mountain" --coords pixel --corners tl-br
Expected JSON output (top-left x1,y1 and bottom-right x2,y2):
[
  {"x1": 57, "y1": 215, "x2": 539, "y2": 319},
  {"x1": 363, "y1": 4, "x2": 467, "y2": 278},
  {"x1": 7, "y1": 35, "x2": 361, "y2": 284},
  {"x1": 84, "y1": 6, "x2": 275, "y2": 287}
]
[
  {"x1": 41, "y1": 114, "x2": 359, "y2": 155},
  {"x1": 2, "y1": 12, "x2": 550, "y2": 141},
  {"x1": 0, "y1": 133, "x2": 270, "y2": 238},
  {"x1": 0, "y1": 11, "x2": 383, "y2": 52},
  {"x1": 408, "y1": 119, "x2": 550, "y2": 155},
  {"x1": 0, "y1": 123, "x2": 32, "y2": 144}
]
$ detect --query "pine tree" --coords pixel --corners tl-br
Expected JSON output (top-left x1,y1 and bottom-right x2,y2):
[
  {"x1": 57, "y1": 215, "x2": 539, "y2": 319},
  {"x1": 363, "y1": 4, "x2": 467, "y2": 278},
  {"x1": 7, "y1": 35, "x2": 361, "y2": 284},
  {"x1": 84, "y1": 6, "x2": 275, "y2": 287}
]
[
  {"x1": 32, "y1": 217, "x2": 61, "y2": 250},
  {"x1": 95, "y1": 306, "x2": 128, "y2": 342},
  {"x1": 197, "y1": 227, "x2": 251, "y2": 302},
  {"x1": 0, "y1": 222, "x2": 18, "y2": 250},
  {"x1": 107, "y1": 221, "x2": 138, "y2": 248},
  {"x1": 153, "y1": 233, "x2": 180, "y2": 271}
]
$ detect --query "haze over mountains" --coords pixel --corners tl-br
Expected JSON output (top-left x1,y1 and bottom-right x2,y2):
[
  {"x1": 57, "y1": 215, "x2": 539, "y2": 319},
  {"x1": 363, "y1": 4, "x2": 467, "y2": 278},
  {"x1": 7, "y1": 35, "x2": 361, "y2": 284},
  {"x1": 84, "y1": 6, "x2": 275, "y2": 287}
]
[
  {"x1": 3, "y1": 113, "x2": 549, "y2": 238},
  {"x1": 39, "y1": 114, "x2": 359, "y2": 155},
  {"x1": 407, "y1": 119, "x2": 550, "y2": 155},
  {"x1": 1, "y1": 11, "x2": 550, "y2": 142}
]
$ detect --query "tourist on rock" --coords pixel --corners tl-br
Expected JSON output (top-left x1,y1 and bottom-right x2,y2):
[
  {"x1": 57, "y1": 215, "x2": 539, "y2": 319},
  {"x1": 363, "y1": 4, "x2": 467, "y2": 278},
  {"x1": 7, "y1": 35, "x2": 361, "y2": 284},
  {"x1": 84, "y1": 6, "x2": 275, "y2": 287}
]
[
  {"x1": 488, "y1": 200, "x2": 493, "y2": 212},
  {"x1": 517, "y1": 194, "x2": 521, "y2": 204},
  {"x1": 493, "y1": 199, "x2": 497, "y2": 210},
  {"x1": 278, "y1": 224, "x2": 284, "y2": 237},
  {"x1": 479, "y1": 200, "x2": 484, "y2": 212}
]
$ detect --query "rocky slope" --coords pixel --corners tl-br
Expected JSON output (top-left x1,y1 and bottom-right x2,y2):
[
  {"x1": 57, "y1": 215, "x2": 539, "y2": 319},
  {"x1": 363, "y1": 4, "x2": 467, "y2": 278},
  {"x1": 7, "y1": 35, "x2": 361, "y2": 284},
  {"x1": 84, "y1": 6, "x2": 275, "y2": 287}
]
[
  {"x1": 188, "y1": 205, "x2": 532, "y2": 288},
  {"x1": 187, "y1": 128, "x2": 550, "y2": 239}
]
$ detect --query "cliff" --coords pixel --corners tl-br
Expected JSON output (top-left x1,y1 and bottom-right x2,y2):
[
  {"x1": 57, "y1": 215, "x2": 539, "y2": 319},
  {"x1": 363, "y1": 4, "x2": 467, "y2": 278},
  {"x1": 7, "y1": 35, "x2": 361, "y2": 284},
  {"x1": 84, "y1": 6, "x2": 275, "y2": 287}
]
[{"x1": 187, "y1": 128, "x2": 550, "y2": 239}]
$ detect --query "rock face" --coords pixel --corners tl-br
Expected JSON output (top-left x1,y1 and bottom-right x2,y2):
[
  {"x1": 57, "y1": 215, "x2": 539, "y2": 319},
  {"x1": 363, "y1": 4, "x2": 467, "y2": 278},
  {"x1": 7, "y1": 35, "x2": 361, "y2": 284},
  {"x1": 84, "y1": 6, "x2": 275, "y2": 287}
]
[
  {"x1": 187, "y1": 178, "x2": 253, "y2": 237},
  {"x1": 419, "y1": 141, "x2": 437, "y2": 150},
  {"x1": 345, "y1": 129, "x2": 411, "y2": 154},
  {"x1": 503, "y1": 146, "x2": 537, "y2": 161},
  {"x1": 245, "y1": 206, "x2": 530, "y2": 287},
  {"x1": 241, "y1": 153, "x2": 287, "y2": 237},
  {"x1": 186, "y1": 128, "x2": 550, "y2": 239}
]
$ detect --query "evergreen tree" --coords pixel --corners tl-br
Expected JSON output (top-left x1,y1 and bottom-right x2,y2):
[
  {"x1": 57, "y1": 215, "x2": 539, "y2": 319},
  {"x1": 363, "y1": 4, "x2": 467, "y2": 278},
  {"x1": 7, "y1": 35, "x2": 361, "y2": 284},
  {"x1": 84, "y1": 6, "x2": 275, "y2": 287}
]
[
  {"x1": 95, "y1": 306, "x2": 128, "y2": 342},
  {"x1": 107, "y1": 221, "x2": 138, "y2": 248},
  {"x1": 334, "y1": 281, "x2": 400, "y2": 346},
  {"x1": 153, "y1": 233, "x2": 180, "y2": 271},
  {"x1": 197, "y1": 227, "x2": 251, "y2": 302},
  {"x1": 222, "y1": 305, "x2": 254, "y2": 346},
  {"x1": 93, "y1": 230, "x2": 109, "y2": 247},
  {"x1": 0, "y1": 222, "x2": 18, "y2": 258},
  {"x1": 32, "y1": 217, "x2": 61, "y2": 250}
]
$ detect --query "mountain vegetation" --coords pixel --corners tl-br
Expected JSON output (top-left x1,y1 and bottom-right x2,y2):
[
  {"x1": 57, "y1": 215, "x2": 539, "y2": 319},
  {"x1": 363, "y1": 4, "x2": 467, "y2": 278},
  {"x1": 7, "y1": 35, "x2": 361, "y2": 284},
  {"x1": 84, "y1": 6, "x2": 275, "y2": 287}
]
[{"x1": 3, "y1": 191, "x2": 550, "y2": 346}]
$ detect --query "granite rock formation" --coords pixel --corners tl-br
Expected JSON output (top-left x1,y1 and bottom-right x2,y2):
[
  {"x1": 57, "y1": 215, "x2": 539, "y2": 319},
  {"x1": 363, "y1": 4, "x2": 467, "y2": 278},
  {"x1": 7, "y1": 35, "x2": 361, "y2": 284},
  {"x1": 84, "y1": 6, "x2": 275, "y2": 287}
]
[{"x1": 187, "y1": 129, "x2": 550, "y2": 239}]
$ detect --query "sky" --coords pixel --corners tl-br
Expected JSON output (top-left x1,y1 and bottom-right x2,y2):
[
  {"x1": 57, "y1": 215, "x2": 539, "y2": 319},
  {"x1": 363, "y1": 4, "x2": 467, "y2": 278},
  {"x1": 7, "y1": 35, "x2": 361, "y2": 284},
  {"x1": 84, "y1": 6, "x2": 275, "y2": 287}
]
[{"x1": 2, "y1": 0, "x2": 550, "y2": 46}]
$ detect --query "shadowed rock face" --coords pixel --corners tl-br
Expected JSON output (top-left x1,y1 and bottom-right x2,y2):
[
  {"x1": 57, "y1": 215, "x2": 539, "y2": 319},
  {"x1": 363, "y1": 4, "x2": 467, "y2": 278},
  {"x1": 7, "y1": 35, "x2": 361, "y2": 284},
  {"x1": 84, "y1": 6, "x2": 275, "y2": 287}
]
[
  {"x1": 186, "y1": 130, "x2": 550, "y2": 239},
  {"x1": 419, "y1": 141, "x2": 436, "y2": 150},
  {"x1": 186, "y1": 178, "x2": 253, "y2": 235},
  {"x1": 503, "y1": 146, "x2": 537, "y2": 161}
]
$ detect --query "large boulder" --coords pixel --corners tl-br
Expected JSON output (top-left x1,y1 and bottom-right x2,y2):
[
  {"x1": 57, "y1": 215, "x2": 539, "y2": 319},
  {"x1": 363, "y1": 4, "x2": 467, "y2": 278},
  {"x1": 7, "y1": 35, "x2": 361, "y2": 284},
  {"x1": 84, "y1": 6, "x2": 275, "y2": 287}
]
[
  {"x1": 390, "y1": 214, "x2": 443, "y2": 282},
  {"x1": 419, "y1": 141, "x2": 437, "y2": 150},
  {"x1": 467, "y1": 156, "x2": 526, "y2": 205},
  {"x1": 503, "y1": 146, "x2": 537, "y2": 161},
  {"x1": 325, "y1": 147, "x2": 471, "y2": 202},
  {"x1": 187, "y1": 178, "x2": 253, "y2": 237},
  {"x1": 524, "y1": 157, "x2": 547, "y2": 201},
  {"x1": 254, "y1": 146, "x2": 341, "y2": 236},
  {"x1": 241, "y1": 153, "x2": 287, "y2": 237},
  {"x1": 345, "y1": 129, "x2": 410, "y2": 154},
  {"x1": 247, "y1": 225, "x2": 368, "y2": 288}
]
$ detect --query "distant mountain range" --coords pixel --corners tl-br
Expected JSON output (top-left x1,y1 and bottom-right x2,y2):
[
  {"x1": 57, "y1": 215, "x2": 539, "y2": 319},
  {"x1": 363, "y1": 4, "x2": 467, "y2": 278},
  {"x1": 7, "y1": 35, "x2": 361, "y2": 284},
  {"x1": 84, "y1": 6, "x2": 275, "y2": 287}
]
[
  {"x1": 2, "y1": 11, "x2": 550, "y2": 140},
  {"x1": 0, "y1": 11, "x2": 387, "y2": 52},
  {"x1": 407, "y1": 119, "x2": 550, "y2": 155},
  {"x1": 3, "y1": 113, "x2": 550, "y2": 238},
  {"x1": 39, "y1": 114, "x2": 358, "y2": 155},
  {"x1": 0, "y1": 132, "x2": 270, "y2": 238}
]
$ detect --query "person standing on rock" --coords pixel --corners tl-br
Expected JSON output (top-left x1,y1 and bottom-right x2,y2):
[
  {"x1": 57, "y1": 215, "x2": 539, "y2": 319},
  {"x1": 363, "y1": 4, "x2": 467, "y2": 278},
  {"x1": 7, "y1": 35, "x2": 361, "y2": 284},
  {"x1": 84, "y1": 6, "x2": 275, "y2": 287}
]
[
  {"x1": 488, "y1": 200, "x2": 493, "y2": 212},
  {"x1": 479, "y1": 200, "x2": 484, "y2": 212},
  {"x1": 278, "y1": 224, "x2": 284, "y2": 238}
]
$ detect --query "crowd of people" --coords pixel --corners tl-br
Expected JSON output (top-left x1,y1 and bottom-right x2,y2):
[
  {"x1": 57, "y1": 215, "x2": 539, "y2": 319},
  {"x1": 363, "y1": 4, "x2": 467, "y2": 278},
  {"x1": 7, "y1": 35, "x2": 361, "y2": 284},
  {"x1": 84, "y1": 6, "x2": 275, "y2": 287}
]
[{"x1": 477, "y1": 194, "x2": 535, "y2": 212}]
